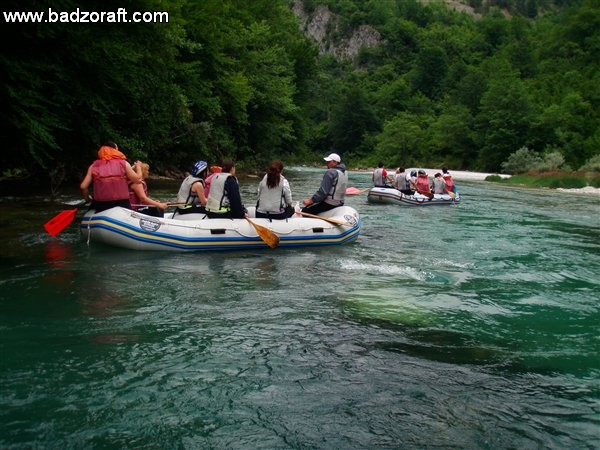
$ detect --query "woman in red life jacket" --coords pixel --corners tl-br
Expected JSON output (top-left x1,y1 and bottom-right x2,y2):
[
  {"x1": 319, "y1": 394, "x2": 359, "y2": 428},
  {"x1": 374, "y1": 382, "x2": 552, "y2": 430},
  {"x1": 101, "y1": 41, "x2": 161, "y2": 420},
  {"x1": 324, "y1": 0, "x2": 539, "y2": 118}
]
[
  {"x1": 80, "y1": 141, "x2": 142, "y2": 212},
  {"x1": 128, "y1": 162, "x2": 168, "y2": 217},
  {"x1": 443, "y1": 172, "x2": 456, "y2": 193},
  {"x1": 415, "y1": 169, "x2": 432, "y2": 195}
]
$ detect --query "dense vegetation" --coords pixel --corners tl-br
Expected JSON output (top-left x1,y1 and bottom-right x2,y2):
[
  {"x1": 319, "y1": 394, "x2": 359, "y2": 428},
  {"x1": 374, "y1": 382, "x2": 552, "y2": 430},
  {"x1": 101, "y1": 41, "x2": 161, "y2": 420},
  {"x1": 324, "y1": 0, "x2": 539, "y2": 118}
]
[{"x1": 1, "y1": 0, "x2": 598, "y2": 193}]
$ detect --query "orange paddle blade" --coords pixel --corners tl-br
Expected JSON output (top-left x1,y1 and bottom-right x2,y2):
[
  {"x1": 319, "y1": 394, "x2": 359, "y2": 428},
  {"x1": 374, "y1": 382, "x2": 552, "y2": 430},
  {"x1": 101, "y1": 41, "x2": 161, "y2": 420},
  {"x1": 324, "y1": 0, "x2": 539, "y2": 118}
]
[
  {"x1": 245, "y1": 217, "x2": 279, "y2": 248},
  {"x1": 44, "y1": 208, "x2": 78, "y2": 236}
]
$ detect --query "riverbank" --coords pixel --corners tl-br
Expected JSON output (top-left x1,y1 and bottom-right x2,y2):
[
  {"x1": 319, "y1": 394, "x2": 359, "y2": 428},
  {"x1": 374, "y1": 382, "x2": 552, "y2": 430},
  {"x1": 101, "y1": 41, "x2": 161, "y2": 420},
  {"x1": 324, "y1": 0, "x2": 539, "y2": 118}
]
[{"x1": 349, "y1": 167, "x2": 600, "y2": 195}]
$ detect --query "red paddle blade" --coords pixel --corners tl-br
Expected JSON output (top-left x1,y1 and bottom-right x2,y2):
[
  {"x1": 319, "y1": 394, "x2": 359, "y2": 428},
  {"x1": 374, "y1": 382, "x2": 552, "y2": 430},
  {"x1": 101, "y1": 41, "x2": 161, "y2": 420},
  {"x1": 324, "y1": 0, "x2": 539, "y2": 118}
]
[{"x1": 44, "y1": 208, "x2": 78, "y2": 236}]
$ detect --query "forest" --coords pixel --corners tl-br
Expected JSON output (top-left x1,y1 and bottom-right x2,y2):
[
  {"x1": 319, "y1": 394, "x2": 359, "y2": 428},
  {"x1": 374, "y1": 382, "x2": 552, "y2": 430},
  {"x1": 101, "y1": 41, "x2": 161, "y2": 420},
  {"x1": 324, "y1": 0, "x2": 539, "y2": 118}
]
[{"x1": 0, "y1": 0, "x2": 598, "y2": 193}]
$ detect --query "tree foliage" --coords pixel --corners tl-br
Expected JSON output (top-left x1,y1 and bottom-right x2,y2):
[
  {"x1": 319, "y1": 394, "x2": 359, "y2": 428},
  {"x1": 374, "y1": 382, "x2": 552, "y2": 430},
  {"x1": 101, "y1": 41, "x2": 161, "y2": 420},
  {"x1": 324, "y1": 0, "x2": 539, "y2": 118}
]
[{"x1": 0, "y1": 0, "x2": 598, "y2": 192}]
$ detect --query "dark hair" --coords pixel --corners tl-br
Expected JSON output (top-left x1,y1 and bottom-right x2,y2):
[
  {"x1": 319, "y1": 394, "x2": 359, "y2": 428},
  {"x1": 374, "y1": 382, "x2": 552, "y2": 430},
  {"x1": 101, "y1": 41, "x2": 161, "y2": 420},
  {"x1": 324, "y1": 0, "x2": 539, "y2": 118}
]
[
  {"x1": 378, "y1": 161, "x2": 385, "y2": 168},
  {"x1": 222, "y1": 160, "x2": 235, "y2": 173},
  {"x1": 266, "y1": 160, "x2": 283, "y2": 189},
  {"x1": 103, "y1": 141, "x2": 118, "y2": 149},
  {"x1": 435, "y1": 173, "x2": 442, "y2": 178},
  {"x1": 442, "y1": 167, "x2": 449, "y2": 174}
]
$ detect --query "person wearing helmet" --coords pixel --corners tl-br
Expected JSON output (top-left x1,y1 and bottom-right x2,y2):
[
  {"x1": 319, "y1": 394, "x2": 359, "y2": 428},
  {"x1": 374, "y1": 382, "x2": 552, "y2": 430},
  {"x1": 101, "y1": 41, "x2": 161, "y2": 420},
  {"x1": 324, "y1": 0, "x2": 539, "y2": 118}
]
[
  {"x1": 175, "y1": 160, "x2": 209, "y2": 215},
  {"x1": 407, "y1": 170, "x2": 418, "y2": 192},
  {"x1": 415, "y1": 169, "x2": 432, "y2": 197}
]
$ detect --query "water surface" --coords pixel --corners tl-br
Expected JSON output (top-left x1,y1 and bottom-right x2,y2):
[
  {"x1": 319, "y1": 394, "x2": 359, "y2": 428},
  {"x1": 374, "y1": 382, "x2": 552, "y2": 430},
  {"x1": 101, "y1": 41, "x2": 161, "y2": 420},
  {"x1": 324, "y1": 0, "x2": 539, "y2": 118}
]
[{"x1": 1, "y1": 168, "x2": 599, "y2": 448}]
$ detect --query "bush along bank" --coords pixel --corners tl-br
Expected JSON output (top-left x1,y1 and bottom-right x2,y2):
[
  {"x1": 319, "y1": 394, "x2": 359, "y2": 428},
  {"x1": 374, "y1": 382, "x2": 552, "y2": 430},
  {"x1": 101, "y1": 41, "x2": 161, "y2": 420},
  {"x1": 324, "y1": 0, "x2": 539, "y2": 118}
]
[{"x1": 485, "y1": 171, "x2": 600, "y2": 189}]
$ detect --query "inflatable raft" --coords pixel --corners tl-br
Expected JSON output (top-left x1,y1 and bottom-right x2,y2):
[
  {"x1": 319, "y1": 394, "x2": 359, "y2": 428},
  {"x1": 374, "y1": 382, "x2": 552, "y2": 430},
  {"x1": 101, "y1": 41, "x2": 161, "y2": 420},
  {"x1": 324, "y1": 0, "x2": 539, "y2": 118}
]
[
  {"x1": 79, "y1": 206, "x2": 361, "y2": 251},
  {"x1": 367, "y1": 187, "x2": 460, "y2": 206}
]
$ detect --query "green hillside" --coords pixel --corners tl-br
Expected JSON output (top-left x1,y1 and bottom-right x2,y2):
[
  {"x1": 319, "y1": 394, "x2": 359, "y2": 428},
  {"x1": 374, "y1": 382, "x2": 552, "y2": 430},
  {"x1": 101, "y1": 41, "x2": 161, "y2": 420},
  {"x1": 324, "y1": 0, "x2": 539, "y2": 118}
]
[{"x1": 1, "y1": 0, "x2": 597, "y2": 191}]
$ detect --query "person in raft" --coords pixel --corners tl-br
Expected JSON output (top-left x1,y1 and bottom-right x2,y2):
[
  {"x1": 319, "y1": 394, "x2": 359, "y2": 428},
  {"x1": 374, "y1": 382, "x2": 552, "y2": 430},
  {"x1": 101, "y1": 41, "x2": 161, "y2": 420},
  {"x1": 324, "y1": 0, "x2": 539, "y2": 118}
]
[
  {"x1": 372, "y1": 161, "x2": 393, "y2": 187},
  {"x1": 255, "y1": 160, "x2": 294, "y2": 220},
  {"x1": 129, "y1": 162, "x2": 168, "y2": 217},
  {"x1": 431, "y1": 172, "x2": 448, "y2": 195},
  {"x1": 204, "y1": 165, "x2": 222, "y2": 198},
  {"x1": 175, "y1": 160, "x2": 209, "y2": 215},
  {"x1": 302, "y1": 153, "x2": 348, "y2": 215},
  {"x1": 205, "y1": 160, "x2": 247, "y2": 219},
  {"x1": 394, "y1": 167, "x2": 414, "y2": 195},
  {"x1": 442, "y1": 168, "x2": 456, "y2": 193},
  {"x1": 80, "y1": 141, "x2": 142, "y2": 212},
  {"x1": 415, "y1": 169, "x2": 432, "y2": 195}
]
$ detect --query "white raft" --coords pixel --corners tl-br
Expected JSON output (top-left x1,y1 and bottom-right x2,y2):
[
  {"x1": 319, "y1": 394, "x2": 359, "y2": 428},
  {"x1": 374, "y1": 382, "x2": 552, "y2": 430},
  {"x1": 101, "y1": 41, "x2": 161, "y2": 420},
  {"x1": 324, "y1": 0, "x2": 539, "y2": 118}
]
[
  {"x1": 367, "y1": 187, "x2": 460, "y2": 206},
  {"x1": 80, "y1": 206, "x2": 361, "y2": 251}
]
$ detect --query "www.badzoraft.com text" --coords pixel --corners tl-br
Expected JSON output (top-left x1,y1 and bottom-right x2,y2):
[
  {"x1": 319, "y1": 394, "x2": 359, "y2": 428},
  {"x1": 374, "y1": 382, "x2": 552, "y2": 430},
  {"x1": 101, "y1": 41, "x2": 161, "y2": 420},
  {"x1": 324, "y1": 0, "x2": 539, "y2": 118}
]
[{"x1": 3, "y1": 8, "x2": 169, "y2": 24}]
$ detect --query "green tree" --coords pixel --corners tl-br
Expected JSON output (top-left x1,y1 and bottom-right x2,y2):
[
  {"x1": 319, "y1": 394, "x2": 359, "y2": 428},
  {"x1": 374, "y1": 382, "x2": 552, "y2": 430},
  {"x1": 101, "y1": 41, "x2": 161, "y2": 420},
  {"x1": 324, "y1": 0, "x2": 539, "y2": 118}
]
[
  {"x1": 375, "y1": 111, "x2": 431, "y2": 167},
  {"x1": 328, "y1": 85, "x2": 379, "y2": 159},
  {"x1": 475, "y1": 61, "x2": 534, "y2": 170}
]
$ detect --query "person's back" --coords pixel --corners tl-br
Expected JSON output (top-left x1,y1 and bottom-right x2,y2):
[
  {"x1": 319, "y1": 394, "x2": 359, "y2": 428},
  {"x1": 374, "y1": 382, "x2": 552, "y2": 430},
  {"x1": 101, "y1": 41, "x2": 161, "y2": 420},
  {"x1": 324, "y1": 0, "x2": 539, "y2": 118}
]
[
  {"x1": 432, "y1": 173, "x2": 446, "y2": 194},
  {"x1": 204, "y1": 166, "x2": 222, "y2": 197},
  {"x1": 206, "y1": 160, "x2": 246, "y2": 219},
  {"x1": 394, "y1": 168, "x2": 410, "y2": 192},
  {"x1": 415, "y1": 170, "x2": 431, "y2": 193},
  {"x1": 129, "y1": 162, "x2": 167, "y2": 217},
  {"x1": 373, "y1": 162, "x2": 391, "y2": 187},
  {"x1": 302, "y1": 153, "x2": 347, "y2": 215},
  {"x1": 443, "y1": 173, "x2": 456, "y2": 193},
  {"x1": 256, "y1": 160, "x2": 294, "y2": 219},
  {"x1": 80, "y1": 141, "x2": 142, "y2": 212},
  {"x1": 175, "y1": 160, "x2": 208, "y2": 215}
]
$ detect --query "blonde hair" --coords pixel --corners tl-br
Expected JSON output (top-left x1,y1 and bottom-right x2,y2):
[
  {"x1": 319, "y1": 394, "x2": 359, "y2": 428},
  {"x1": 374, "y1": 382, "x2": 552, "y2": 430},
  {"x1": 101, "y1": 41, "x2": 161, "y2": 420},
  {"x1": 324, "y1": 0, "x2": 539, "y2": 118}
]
[{"x1": 140, "y1": 163, "x2": 150, "y2": 179}]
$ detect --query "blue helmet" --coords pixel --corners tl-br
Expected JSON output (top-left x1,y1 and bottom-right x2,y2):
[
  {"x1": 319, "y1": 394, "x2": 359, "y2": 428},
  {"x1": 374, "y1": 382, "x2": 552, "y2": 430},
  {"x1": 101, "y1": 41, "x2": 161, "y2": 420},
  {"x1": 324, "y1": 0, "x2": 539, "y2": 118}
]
[{"x1": 192, "y1": 160, "x2": 208, "y2": 177}]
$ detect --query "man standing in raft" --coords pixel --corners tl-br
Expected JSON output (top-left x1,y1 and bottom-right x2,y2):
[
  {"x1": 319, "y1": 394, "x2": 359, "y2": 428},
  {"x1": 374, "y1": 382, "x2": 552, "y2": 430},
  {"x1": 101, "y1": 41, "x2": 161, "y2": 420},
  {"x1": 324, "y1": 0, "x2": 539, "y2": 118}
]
[
  {"x1": 80, "y1": 141, "x2": 142, "y2": 212},
  {"x1": 302, "y1": 153, "x2": 348, "y2": 215}
]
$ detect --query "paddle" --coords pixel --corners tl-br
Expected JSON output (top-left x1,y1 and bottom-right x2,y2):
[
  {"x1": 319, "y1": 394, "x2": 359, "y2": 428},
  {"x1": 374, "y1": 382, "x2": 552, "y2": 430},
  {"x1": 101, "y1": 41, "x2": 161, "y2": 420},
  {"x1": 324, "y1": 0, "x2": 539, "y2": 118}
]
[
  {"x1": 345, "y1": 187, "x2": 370, "y2": 195},
  {"x1": 131, "y1": 202, "x2": 186, "y2": 208},
  {"x1": 44, "y1": 201, "x2": 88, "y2": 236},
  {"x1": 297, "y1": 211, "x2": 353, "y2": 227},
  {"x1": 417, "y1": 189, "x2": 434, "y2": 199},
  {"x1": 446, "y1": 191, "x2": 456, "y2": 199},
  {"x1": 245, "y1": 216, "x2": 279, "y2": 248}
]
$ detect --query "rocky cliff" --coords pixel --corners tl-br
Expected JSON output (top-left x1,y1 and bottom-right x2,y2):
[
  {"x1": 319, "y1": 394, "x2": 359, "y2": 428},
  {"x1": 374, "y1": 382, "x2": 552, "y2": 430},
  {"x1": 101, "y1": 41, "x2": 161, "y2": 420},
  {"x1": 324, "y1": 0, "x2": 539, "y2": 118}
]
[{"x1": 292, "y1": 0, "x2": 382, "y2": 62}]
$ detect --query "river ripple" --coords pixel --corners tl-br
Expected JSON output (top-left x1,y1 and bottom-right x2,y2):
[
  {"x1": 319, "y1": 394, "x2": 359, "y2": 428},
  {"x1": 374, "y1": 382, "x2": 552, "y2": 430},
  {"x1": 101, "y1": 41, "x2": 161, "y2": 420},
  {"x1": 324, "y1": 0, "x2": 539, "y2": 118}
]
[{"x1": 0, "y1": 168, "x2": 598, "y2": 449}]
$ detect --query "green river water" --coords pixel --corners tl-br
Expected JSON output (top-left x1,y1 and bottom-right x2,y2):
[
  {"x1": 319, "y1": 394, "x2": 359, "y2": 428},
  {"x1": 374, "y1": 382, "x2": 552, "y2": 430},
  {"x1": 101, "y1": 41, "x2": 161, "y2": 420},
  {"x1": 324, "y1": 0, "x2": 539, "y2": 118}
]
[{"x1": 0, "y1": 167, "x2": 599, "y2": 449}]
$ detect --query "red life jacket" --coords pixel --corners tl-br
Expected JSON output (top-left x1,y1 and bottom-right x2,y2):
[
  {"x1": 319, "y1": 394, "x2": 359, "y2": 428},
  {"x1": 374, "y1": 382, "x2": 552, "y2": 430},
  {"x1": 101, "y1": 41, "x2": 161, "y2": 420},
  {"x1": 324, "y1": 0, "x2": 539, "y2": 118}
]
[
  {"x1": 128, "y1": 180, "x2": 148, "y2": 210},
  {"x1": 416, "y1": 174, "x2": 430, "y2": 192},
  {"x1": 91, "y1": 159, "x2": 129, "y2": 201}
]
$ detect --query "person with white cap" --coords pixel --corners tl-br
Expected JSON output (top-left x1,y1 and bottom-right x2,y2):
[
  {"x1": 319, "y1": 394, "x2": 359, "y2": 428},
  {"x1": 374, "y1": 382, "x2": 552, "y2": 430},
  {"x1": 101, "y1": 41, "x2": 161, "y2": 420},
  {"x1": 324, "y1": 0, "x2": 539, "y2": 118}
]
[{"x1": 302, "y1": 152, "x2": 348, "y2": 215}]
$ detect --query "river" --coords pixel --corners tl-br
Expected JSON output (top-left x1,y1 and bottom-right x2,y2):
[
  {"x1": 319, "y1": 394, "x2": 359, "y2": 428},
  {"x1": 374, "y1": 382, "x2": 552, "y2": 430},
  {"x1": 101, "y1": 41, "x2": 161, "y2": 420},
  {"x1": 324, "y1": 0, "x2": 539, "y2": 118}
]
[{"x1": 1, "y1": 167, "x2": 599, "y2": 449}]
